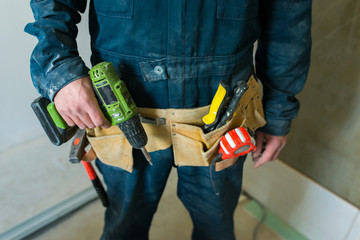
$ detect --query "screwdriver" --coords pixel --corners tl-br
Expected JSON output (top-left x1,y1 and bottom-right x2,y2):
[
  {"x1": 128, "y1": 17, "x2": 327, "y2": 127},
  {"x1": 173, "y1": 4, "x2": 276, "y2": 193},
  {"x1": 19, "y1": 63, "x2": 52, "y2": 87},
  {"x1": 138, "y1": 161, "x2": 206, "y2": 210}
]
[{"x1": 89, "y1": 62, "x2": 152, "y2": 165}]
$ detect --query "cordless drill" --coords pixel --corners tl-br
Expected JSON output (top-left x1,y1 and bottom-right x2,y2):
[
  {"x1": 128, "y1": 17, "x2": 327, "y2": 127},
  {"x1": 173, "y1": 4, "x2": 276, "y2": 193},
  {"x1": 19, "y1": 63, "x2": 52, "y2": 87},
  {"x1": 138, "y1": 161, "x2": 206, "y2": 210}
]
[
  {"x1": 89, "y1": 62, "x2": 152, "y2": 165},
  {"x1": 31, "y1": 61, "x2": 152, "y2": 165}
]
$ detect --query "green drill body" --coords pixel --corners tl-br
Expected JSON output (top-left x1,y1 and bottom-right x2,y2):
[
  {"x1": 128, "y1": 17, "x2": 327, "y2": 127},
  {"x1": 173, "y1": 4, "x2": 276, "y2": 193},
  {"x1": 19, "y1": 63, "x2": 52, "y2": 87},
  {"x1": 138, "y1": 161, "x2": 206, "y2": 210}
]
[
  {"x1": 89, "y1": 62, "x2": 150, "y2": 160},
  {"x1": 89, "y1": 62, "x2": 137, "y2": 125}
]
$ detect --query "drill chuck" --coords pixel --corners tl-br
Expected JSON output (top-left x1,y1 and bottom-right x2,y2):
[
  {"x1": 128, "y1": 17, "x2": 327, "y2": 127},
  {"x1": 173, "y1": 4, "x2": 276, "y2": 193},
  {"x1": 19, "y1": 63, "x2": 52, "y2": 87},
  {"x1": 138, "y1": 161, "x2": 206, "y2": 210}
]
[
  {"x1": 116, "y1": 115, "x2": 147, "y2": 149},
  {"x1": 117, "y1": 115, "x2": 153, "y2": 165}
]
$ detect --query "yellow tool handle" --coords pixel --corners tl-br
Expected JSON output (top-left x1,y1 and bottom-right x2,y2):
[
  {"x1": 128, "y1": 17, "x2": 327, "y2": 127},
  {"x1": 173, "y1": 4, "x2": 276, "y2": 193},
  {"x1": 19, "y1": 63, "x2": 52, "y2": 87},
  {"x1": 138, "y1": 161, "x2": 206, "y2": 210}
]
[{"x1": 203, "y1": 81, "x2": 230, "y2": 132}]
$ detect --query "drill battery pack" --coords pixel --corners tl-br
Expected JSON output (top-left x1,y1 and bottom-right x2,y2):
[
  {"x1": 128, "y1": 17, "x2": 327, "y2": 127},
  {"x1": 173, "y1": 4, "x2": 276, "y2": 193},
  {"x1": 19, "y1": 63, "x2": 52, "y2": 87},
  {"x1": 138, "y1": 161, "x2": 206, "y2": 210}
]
[{"x1": 31, "y1": 97, "x2": 77, "y2": 146}]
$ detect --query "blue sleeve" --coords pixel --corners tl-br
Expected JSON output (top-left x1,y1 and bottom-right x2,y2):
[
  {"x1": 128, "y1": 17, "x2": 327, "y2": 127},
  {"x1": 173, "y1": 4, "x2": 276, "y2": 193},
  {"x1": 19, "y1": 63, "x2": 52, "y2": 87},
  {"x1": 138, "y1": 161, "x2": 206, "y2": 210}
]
[
  {"x1": 25, "y1": 0, "x2": 89, "y2": 100},
  {"x1": 255, "y1": 0, "x2": 312, "y2": 136}
]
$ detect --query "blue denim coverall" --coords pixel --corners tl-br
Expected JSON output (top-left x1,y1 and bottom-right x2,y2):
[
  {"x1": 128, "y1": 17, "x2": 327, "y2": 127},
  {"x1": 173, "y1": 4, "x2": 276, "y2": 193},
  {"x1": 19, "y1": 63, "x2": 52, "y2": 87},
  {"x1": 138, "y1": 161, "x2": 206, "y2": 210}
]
[{"x1": 25, "y1": 0, "x2": 312, "y2": 239}]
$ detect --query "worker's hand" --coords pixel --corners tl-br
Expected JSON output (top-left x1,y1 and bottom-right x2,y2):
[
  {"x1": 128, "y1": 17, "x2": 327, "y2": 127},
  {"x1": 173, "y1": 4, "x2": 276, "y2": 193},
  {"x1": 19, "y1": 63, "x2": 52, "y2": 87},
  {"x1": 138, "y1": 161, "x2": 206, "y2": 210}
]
[
  {"x1": 54, "y1": 76, "x2": 111, "y2": 129},
  {"x1": 251, "y1": 131, "x2": 288, "y2": 168}
]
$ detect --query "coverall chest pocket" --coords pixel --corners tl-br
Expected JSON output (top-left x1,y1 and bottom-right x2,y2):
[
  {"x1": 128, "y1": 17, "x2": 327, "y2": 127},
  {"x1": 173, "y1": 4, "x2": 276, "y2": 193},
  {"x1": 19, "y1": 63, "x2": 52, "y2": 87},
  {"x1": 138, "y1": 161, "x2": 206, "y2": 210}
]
[
  {"x1": 217, "y1": 0, "x2": 258, "y2": 20},
  {"x1": 93, "y1": 0, "x2": 133, "y2": 18}
]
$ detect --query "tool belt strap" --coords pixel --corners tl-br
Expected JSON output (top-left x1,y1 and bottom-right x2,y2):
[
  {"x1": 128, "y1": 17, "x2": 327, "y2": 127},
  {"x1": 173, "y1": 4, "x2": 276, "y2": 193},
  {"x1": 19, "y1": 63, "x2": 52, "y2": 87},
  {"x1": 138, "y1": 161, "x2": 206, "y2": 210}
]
[{"x1": 86, "y1": 76, "x2": 266, "y2": 172}]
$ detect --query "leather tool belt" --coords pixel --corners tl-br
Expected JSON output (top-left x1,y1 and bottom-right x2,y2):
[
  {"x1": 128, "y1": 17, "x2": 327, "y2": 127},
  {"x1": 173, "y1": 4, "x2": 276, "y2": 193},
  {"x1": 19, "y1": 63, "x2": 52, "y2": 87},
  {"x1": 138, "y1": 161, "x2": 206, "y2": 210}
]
[{"x1": 85, "y1": 76, "x2": 266, "y2": 172}]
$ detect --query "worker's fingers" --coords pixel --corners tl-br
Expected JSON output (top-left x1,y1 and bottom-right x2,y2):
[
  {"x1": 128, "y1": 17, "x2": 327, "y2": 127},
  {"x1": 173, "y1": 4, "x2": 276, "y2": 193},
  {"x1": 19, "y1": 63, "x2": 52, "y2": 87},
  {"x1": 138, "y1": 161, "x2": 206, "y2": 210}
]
[
  {"x1": 72, "y1": 98, "x2": 109, "y2": 129},
  {"x1": 271, "y1": 140, "x2": 286, "y2": 162},
  {"x1": 61, "y1": 115, "x2": 76, "y2": 128},
  {"x1": 56, "y1": 106, "x2": 94, "y2": 129},
  {"x1": 86, "y1": 100, "x2": 112, "y2": 128},
  {"x1": 76, "y1": 112, "x2": 96, "y2": 129},
  {"x1": 252, "y1": 131, "x2": 265, "y2": 159},
  {"x1": 253, "y1": 140, "x2": 280, "y2": 168},
  {"x1": 89, "y1": 113, "x2": 112, "y2": 128},
  {"x1": 56, "y1": 103, "x2": 92, "y2": 129},
  {"x1": 69, "y1": 115, "x2": 87, "y2": 129},
  {"x1": 63, "y1": 105, "x2": 107, "y2": 129},
  {"x1": 252, "y1": 133, "x2": 288, "y2": 168}
]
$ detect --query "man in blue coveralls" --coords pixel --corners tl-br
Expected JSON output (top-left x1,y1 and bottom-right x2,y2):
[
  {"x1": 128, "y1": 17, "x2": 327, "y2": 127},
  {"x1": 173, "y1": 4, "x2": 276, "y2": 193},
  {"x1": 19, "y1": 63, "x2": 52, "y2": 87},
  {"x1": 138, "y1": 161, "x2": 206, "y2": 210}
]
[{"x1": 26, "y1": 0, "x2": 311, "y2": 239}]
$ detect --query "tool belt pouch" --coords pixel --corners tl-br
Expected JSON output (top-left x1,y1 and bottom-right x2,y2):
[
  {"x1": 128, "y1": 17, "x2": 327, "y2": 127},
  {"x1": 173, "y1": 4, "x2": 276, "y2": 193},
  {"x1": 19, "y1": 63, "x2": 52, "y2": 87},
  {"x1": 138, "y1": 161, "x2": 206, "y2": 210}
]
[
  {"x1": 86, "y1": 127, "x2": 134, "y2": 172},
  {"x1": 86, "y1": 76, "x2": 266, "y2": 173},
  {"x1": 171, "y1": 76, "x2": 266, "y2": 171}
]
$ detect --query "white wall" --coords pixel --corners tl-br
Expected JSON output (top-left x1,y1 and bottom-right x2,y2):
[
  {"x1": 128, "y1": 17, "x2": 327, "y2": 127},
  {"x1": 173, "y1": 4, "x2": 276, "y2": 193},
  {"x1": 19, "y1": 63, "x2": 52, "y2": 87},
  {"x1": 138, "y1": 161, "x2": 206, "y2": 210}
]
[
  {"x1": 0, "y1": 2, "x2": 94, "y2": 233},
  {"x1": 0, "y1": 1, "x2": 91, "y2": 152}
]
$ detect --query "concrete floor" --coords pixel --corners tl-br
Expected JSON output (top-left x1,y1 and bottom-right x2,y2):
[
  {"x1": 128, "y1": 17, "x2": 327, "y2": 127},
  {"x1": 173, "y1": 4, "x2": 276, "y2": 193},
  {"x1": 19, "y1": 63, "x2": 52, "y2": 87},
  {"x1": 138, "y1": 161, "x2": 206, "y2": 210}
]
[
  {"x1": 29, "y1": 169, "x2": 282, "y2": 240},
  {"x1": 0, "y1": 136, "x2": 282, "y2": 240},
  {"x1": 0, "y1": 137, "x2": 93, "y2": 234}
]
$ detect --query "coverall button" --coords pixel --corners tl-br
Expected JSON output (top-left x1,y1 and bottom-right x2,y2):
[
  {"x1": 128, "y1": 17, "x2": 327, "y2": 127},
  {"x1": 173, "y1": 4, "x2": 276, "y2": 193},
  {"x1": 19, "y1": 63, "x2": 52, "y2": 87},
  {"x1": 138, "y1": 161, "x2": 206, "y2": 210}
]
[{"x1": 154, "y1": 66, "x2": 163, "y2": 75}]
